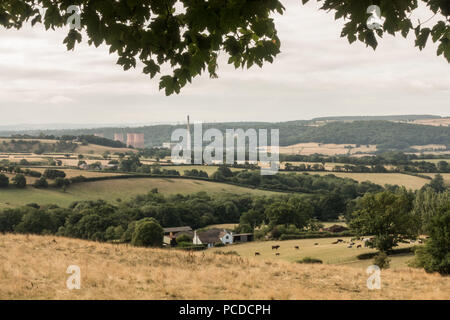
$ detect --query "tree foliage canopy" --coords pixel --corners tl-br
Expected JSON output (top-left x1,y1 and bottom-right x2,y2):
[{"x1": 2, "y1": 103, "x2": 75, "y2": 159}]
[{"x1": 0, "y1": 0, "x2": 448, "y2": 95}]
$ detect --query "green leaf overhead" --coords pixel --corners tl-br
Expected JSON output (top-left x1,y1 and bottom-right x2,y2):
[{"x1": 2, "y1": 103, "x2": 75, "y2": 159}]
[{"x1": 0, "y1": 0, "x2": 448, "y2": 95}]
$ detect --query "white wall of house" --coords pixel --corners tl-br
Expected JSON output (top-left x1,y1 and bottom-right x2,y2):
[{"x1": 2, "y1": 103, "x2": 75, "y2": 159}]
[{"x1": 220, "y1": 233, "x2": 233, "y2": 245}]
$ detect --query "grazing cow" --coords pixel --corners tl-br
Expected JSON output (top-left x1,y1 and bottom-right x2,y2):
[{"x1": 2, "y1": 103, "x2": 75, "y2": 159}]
[
  {"x1": 357, "y1": 245, "x2": 362, "y2": 248},
  {"x1": 350, "y1": 242, "x2": 355, "y2": 246},
  {"x1": 314, "y1": 243, "x2": 319, "y2": 246},
  {"x1": 276, "y1": 253, "x2": 280, "y2": 256},
  {"x1": 294, "y1": 246, "x2": 299, "y2": 250},
  {"x1": 272, "y1": 245, "x2": 280, "y2": 250},
  {"x1": 337, "y1": 239, "x2": 344, "y2": 243},
  {"x1": 255, "y1": 252, "x2": 261, "y2": 256}
]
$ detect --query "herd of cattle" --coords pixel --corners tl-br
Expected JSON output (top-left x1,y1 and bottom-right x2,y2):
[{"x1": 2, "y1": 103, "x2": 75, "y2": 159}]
[{"x1": 253, "y1": 237, "x2": 425, "y2": 256}]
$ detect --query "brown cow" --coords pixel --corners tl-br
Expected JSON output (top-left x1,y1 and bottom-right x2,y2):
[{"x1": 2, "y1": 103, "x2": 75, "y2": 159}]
[
  {"x1": 255, "y1": 252, "x2": 261, "y2": 256},
  {"x1": 272, "y1": 245, "x2": 280, "y2": 250},
  {"x1": 275, "y1": 253, "x2": 280, "y2": 256},
  {"x1": 357, "y1": 245, "x2": 362, "y2": 248},
  {"x1": 294, "y1": 246, "x2": 299, "y2": 249}
]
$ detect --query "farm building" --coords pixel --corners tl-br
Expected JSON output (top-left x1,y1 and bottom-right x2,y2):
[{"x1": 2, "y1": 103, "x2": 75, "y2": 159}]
[
  {"x1": 163, "y1": 226, "x2": 193, "y2": 246},
  {"x1": 232, "y1": 233, "x2": 254, "y2": 243},
  {"x1": 193, "y1": 228, "x2": 233, "y2": 248}
]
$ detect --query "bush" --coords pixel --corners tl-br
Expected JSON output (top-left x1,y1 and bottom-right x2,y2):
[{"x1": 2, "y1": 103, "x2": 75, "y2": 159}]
[
  {"x1": 176, "y1": 234, "x2": 193, "y2": 244},
  {"x1": 12, "y1": 174, "x2": 26, "y2": 188},
  {"x1": 14, "y1": 209, "x2": 55, "y2": 234},
  {"x1": 296, "y1": 257, "x2": 323, "y2": 264},
  {"x1": 131, "y1": 218, "x2": 163, "y2": 247},
  {"x1": 413, "y1": 207, "x2": 450, "y2": 274},
  {"x1": 33, "y1": 177, "x2": 48, "y2": 189},
  {"x1": 70, "y1": 175, "x2": 87, "y2": 183},
  {"x1": 55, "y1": 177, "x2": 70, "y2": 188},
  {"x1": 373, "y1": 252, "x2": 390, "y2": 269},
  {"x1": 43, "y1": 169, "x2": 66, "y2": 179},
  {"x1": 0, "y1": 174, "x2": 9, "y2": 188}
]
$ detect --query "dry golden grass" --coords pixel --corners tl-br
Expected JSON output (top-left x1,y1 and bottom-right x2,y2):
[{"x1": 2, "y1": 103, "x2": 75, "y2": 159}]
[
  {"x1": 0, "y1": 234, "x2": 448, "y2": 300},
  {"x1": 268, "y1": 143, "x2": 377, "y2": 156},
  {"x1": 410, "y1": 118, "x2": 450, "y2": 127},
  {"x1": 298, "y1": 172, "x2": 429, "y2": 190}
]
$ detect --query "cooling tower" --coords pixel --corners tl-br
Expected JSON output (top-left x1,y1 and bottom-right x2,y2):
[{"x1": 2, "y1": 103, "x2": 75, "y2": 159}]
[
  {"x1": 126, "y1": 134, "x2": 135, "y2": 148},
  {"x1": 133, "y1": 134, "x2": 145, "y2": 148},
  {"x1": 126, "y1": 134, "x2": 145, "y2": 148},
  {"x1": 114, "y1": 133, "x2": 124, "y2": 143}
]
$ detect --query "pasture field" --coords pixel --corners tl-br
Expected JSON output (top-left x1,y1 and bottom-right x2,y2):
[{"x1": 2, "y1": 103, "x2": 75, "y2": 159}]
[
  {"x1": 213, "y1": 237, "x2": 415, "y2": 269},
  {"x1": 272, "y1": 143, "x2": 377, "y2": 156},
  {"x1": 290, "y1": 172, "x2": 430, "y2": 190},
  {"x1": 74, "y1": 144, "x2": 135, "y2": 155},
  {"x1": 281, "y1": 161, "x2": 346, "y2": 171},
  {"x1": 1, "y1": 234, "x2": 448, "y2": 299},
  {"x1": 22, "y1": 168, "x2": 127, "y2": 179},
  {"x1": 413, "y1": 158, "x2": 450, "y2": 164},
  {"x1": 0, "y1": 178, "x2": 280, "y2": 208},
  {"x1": 204, "y1": 223, "x2": 238, "y2": 230},
  {"x1": 159, "y1": 165, "x2": 244, "y2": 176}
]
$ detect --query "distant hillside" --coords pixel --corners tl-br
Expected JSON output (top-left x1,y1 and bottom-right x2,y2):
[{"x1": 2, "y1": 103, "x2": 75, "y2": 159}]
[
  {"x1": 293, "y1": 121, "x2": 450, "y2": 150},
  {"x1": 1, "y1": 120, "x2": 449, "y2": 151},
  {"x1": 312, "y1": 115, "x2": 442, "y2": 122}
]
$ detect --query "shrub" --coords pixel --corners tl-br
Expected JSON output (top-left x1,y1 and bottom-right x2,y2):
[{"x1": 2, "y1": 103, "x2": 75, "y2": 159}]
[
  {"x1": 54, "y1": 177, "x2": 70, "y2": 188},
  {"x1": 296, "y1": 257, "x2": 323, "y2": 264},
  {"x1": 0, "y1": 174, "x2": 9, "y2": 188},
  {"x1": 33, "y1": 177, "x2": 48, "y2": 189},
  {"x1": 43, "y1": 169, "x2": 66, "y2": 179},
  {"x1": 176, "y1": 234, "x2": 193, "y2": 243},
  {"x1": 12, "y1": 174, "x2": 26, "y2": 188},
  {"x1": 70, "y1": 175, "x2": 87, "y2": 183},
  {"x1": 373, "y1": 252, "x2": 390, "y2": 269},
  {"x1": 131, "y1": 218, "x2": 163, "y2": 247},
  {"x1": 413, "y1": 206, "x2": 450, "y2": 274}
]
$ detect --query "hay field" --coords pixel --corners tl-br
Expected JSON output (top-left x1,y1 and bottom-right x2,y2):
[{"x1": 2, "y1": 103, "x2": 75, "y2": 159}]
[
  {"x1": 269, "y1": 143, "x2": 377, "y2": 156},
  {"x1": 214, "y1": 237, "x2": 414, "y2": 269},
  {"x1": 410, "y1": 118, "x2": 450, "y2": 127},
  {"x1": 292, "y1": 172, "x2": 430, "y2": 190},
  {"x1": 0, "y1": 234, "x2": 448, "y2": 300},
  {"x1": 75, "y1": 144, "x2": 135, "y2": 155}
]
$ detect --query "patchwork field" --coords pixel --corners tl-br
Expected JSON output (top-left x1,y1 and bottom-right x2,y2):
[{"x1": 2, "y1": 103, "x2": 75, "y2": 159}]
[
  {"x1": 1, "y1": 234, "x2": 448, "y2": 300},
  {"x1": 294, "y1": 172, "x2": 430, "y2": 190},
  {"x1": 214, "y1": 237, "x2": 415, "y2": 269},
  {"x1": 0, "y1": 178, "x2": 280, "y2": 208},
  {"x1": 271, "y1": 143, "x2": 377, "y2": 156}
]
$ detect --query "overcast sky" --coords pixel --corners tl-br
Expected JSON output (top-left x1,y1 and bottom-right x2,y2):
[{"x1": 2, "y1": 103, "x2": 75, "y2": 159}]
[{"x1": 0, "y1": 1, "x2": 448, "y2": 127}]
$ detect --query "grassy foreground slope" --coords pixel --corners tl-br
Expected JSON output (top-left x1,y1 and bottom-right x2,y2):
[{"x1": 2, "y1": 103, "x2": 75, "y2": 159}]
[
  {"x1": 0, "y1": 178, "x2": 279, "y2": 208},
  {"x1": 1, "y1": 234, "x2": 448, "y2": 300}
]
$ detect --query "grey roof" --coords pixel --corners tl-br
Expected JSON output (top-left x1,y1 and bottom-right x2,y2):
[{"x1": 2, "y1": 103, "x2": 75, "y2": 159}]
[
  {"x1": 163, "y1": 226, "x2": 192, "y2": 233},
  {"x1": 196, "y1": 228, "x2": 229, "y2": 244}
]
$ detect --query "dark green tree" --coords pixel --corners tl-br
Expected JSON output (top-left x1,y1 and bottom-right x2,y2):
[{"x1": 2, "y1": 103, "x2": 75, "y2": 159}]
[
  {"x1": 428, "y1": 174, "x2": 447, "y2": 193},
  {"x1": 131, "y1": 218, "x2": 164, "y2": 247},
  {"x1": 0, "y1": 173, "x2": 9, "y2": 188},
  {"x1": 349, "y1": 189, "x2": 420, "y2": 252},
  {"x1": 12, "y1": 174, "x2": 27, "y2": 188}
]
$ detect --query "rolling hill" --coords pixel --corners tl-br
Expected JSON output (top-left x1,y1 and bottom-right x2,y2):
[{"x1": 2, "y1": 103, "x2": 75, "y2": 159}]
[
  {"x1": 2, "y1": 118, "x2": 449, "y2": 151},
  {"x1": 1, "y1": 234, "x2": 448, "y2": 299},
  {"x1": 0, "y1": 177, "x2": 279, "y2": 209}
]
